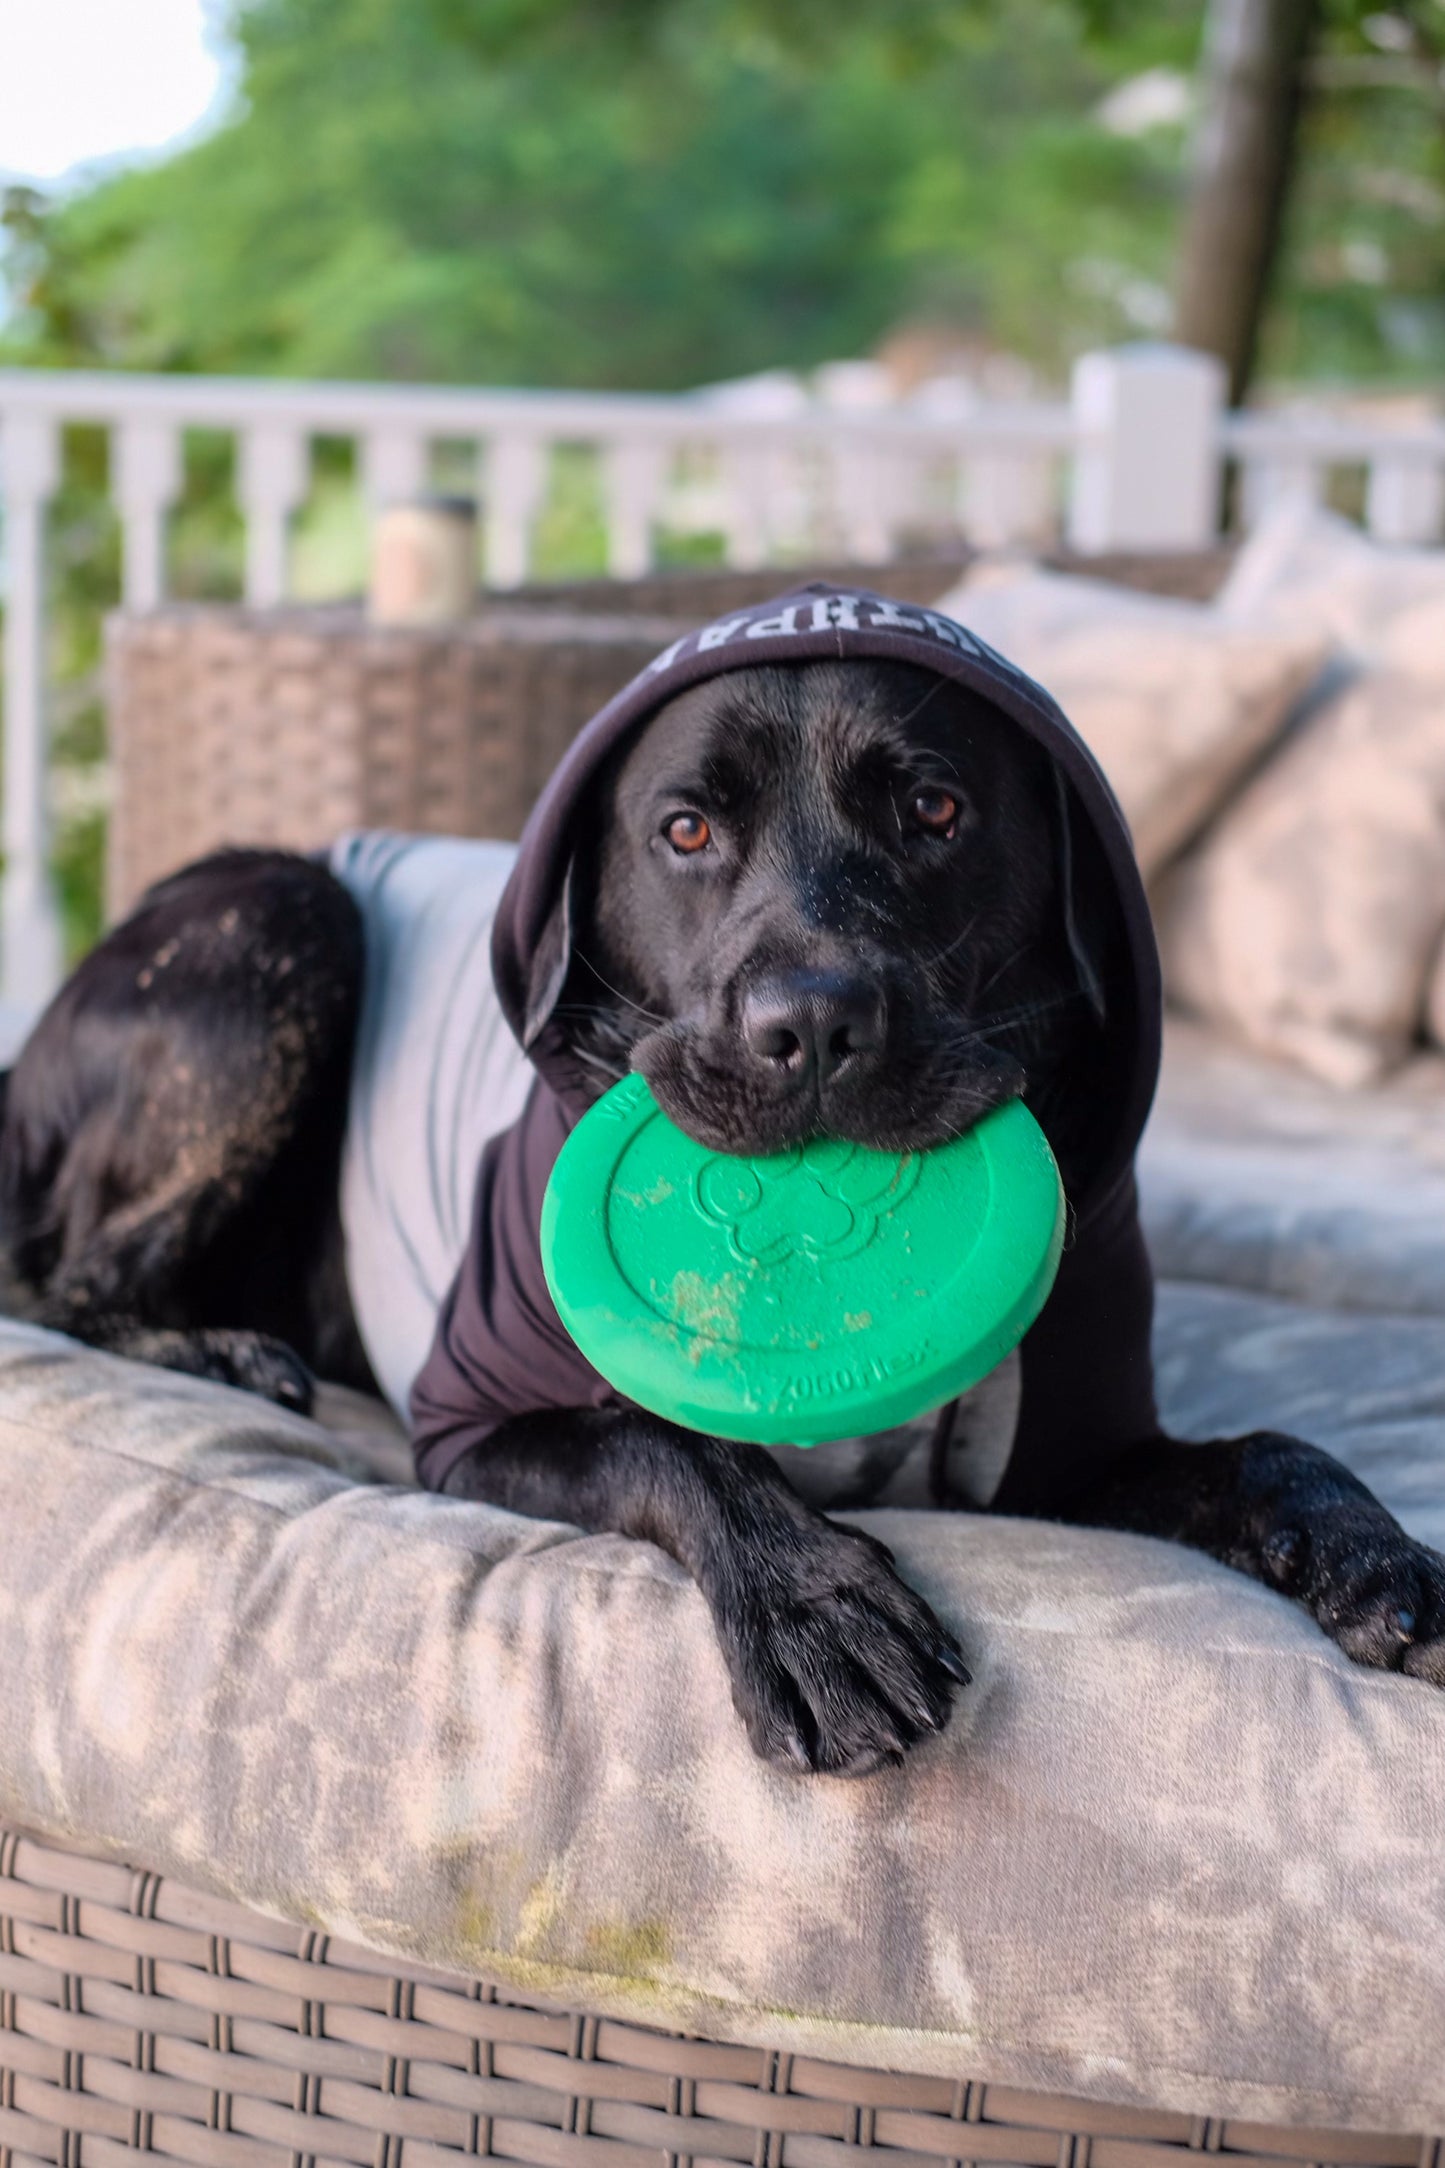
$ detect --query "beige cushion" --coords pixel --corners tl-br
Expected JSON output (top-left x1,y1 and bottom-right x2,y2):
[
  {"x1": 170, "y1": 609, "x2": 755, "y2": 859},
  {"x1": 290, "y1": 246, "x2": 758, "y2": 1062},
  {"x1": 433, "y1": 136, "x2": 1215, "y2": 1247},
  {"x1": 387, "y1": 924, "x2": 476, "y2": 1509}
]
[
  {"x1": 1217, "y1": 500, "x2": 1445, "y2": 652},
  {"x1": 1140, "y1": 1015, "x2": 1445, "y2": 1311},
  {"x1": 0, "y1": 1313, "x2": 1443, "y2": 2131},
  {"x1": 1157, "y1": 528, "x2": 1445, "y2": 1086},
  {"x1": 933, "y1": 564, "x2": 1325, "y2": 875}
]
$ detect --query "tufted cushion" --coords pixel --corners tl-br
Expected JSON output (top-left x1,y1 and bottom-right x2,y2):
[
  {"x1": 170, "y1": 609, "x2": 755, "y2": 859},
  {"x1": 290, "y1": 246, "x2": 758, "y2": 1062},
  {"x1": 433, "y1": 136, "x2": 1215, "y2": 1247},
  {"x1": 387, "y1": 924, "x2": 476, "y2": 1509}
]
[
  {"x1": 1140, "y1": 1017, "x2": 1445, "y2": 1314},
  {"x1": 1156, "y1": 522, "x2": 1445, "y2": 1086},
  {"x1": 1154, "y1": 660, "x2": 1445, "y2": 1085},
  {"x1": 1216, "y1": 501, "x2": 1445, "y2": 650},
  {"x1": 932, "y1": 563, "x2": 1326, "y2": 876},
  {"x1": 0, "y1": 1288, "x2": 1441, "y2": 2133}
]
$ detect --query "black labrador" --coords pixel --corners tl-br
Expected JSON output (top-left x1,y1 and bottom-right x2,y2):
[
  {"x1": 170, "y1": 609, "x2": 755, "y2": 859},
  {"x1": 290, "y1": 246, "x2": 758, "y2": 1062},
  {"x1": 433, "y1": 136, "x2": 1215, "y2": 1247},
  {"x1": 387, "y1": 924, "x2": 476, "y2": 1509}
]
[{"x1": 2, "y1": 657, "x2": 1440, "y2": 1777}]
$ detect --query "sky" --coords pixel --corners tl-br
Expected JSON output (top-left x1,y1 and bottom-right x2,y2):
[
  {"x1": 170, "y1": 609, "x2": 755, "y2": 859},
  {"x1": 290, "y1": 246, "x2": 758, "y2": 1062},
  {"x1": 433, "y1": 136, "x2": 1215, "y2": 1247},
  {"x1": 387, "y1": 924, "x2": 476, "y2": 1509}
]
[{"x1": 0, "y1": 0, "x2": 231, "y2": 189}]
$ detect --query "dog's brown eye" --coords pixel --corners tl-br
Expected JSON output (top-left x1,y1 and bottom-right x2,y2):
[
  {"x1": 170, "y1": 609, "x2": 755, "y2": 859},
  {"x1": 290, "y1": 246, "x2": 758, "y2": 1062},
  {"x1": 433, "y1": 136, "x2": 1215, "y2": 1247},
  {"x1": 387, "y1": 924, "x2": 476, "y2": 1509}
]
[
  {"x1": 911, "y1": 788, "x2": 959, "y2": 837},
  {"x1": 665, "y1": 812, "x2": 711, "y2": 855}
]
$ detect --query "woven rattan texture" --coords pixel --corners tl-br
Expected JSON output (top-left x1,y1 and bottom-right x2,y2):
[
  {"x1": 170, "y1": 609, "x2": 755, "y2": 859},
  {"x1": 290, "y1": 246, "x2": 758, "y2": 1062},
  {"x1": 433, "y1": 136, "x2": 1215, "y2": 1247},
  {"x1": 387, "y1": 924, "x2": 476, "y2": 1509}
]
[
  {"x1": 513, "y1": 550, "x2": 1231, "y2": 619},
  {"x1": 104, "y1": 608, "x2": 683, "y2": 917},
  {"x1": 103, "y1": 551, "x2": 1233, "y2": 917},
  {"x1": 503, "y1": 557, "x2": 971, "y2": 620},
  {"x1": 0, "y1": 1827, "x2": 1435, "y2": 2168}
]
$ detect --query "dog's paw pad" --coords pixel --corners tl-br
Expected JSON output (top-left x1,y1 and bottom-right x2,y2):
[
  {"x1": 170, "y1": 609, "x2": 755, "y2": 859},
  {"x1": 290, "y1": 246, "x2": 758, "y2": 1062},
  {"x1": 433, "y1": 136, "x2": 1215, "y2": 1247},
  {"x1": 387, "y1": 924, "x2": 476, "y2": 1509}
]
[
  {"x1": 199, "y1": 1331, "x2": 315, "y2": 1415},
  {"x1": 1303, "y1": 1517, "x2": 1445, "y2": 1683},
  {"x1": 713, "y1": 1520, "x2": 968, "y2": 1777}
]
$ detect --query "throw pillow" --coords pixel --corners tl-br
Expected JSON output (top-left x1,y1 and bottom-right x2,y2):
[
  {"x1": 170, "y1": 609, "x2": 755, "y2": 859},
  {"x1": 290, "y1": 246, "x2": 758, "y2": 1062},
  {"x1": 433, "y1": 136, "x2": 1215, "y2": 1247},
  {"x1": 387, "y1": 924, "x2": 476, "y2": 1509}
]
[
  {"x1": 1155, "y1": 660, "x2": 1445, "y2": 1087},
  {"x1": 1217, "y1": 502, "x2": 1445, "y2": 653},
  {"x1": 934, "y1": 564, "x2": 1326, "y2": 877}
]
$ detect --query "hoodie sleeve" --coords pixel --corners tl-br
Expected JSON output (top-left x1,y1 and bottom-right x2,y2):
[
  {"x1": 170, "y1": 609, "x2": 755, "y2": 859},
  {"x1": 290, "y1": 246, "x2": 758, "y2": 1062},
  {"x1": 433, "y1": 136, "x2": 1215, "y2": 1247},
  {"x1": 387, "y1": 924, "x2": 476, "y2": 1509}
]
[
  {"x1": 409, "y1": 1081, "x2": 619, "y2": 1492},
  {"x1": 991, "y1": 1169, "x2": 1159, "y2": 1516}
]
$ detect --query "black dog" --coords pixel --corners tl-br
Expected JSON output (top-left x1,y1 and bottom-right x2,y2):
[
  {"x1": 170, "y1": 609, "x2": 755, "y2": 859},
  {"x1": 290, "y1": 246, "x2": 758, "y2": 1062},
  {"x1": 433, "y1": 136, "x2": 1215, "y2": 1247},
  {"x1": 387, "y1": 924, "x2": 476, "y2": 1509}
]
[{"x1": 2, "y1": 644, "x2": 1441, "y2": 1778}]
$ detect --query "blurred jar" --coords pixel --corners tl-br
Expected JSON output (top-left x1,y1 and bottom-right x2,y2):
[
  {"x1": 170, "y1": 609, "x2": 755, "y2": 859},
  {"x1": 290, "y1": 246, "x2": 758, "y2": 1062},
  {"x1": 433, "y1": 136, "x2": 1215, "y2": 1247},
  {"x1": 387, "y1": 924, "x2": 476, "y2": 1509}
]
[{"x1": 369, "y1": 497, "x2": 478, "y2": 626}]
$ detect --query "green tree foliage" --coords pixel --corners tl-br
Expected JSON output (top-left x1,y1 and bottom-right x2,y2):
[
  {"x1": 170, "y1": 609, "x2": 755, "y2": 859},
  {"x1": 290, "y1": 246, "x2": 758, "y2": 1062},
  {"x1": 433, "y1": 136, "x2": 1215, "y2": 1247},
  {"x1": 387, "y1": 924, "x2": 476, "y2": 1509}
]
[
  {"x1": 2, "y1": 0, "x2": 1197, "y2": 389},
  {"x1": 1265, "y1": 0, "x2": 1445, "y2": 382},
  {"x1": 7, "y1": 0, "x2": 1441, "y2": 392}
]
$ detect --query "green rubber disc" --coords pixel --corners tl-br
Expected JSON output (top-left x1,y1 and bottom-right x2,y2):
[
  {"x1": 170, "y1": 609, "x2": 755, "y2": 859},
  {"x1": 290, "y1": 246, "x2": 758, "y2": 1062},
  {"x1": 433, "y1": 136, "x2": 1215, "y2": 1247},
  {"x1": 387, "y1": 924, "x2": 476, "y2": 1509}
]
[{"x1": 541, "y1": 1075, "x2": 1065, "y2": 1447}]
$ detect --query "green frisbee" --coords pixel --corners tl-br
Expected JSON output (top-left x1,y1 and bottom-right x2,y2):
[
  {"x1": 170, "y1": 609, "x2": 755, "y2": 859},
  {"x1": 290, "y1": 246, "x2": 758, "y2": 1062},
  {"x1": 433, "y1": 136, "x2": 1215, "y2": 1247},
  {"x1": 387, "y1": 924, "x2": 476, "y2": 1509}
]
[{"x1": 541, "y1": 1074, "x2": 1065, "y2": 1448}]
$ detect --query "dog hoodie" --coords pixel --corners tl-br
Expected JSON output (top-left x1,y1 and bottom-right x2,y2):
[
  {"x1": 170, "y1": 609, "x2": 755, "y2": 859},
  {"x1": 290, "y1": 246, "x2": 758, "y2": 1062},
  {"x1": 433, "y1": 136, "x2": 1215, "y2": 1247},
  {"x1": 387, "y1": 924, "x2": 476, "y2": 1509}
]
[{"x1": 333, "y1": 583, "x2": 1163, "y2": 1516}]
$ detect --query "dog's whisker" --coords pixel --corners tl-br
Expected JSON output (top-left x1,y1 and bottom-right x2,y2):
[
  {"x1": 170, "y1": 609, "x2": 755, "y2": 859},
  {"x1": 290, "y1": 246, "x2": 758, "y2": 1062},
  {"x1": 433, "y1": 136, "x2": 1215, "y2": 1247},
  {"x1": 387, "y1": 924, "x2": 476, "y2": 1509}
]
[
  {"x1": 917, "y1": 912, "x2": 981, "y2": 971},
  {"x1": 551, "y1": 1002, "x2": 641, "y2": 1025},
  {"x1": 570, "y1": 1044, "x2": 629, "y2": 1080},
  {"x1": 963, "y1": 990, "x2": 1081, "y2": 1036},
  {"x1": 574, "y1": 953, "x2": 668, "y2": 1026},
  {"x1": 893, "y1": 677, "x2": 957, "y2": 736},
  {"x1": 927, "y1": 1001, "x2": 1075, "y2": 1072},
  {"x1": 974, "y1": 939, "x2": 1037, "y2": 1005}
]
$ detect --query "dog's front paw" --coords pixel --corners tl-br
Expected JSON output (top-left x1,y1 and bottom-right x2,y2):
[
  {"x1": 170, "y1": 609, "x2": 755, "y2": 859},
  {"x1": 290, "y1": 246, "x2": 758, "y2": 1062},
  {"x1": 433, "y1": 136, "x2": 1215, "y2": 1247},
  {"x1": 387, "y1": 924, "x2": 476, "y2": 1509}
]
[
  {"x1": 161, "y1": 1327, "x2": 316, "y2": 1414},
  {"x1": 1264, "y1": 1502, "x2": 1445, "y2": 1684},
  {"x1": 205, "y1": 1330, "x2": 315, "y2": 1413},
  {"x1": 708, "y1": 1517, "x2": 970, "y2": 1777}
]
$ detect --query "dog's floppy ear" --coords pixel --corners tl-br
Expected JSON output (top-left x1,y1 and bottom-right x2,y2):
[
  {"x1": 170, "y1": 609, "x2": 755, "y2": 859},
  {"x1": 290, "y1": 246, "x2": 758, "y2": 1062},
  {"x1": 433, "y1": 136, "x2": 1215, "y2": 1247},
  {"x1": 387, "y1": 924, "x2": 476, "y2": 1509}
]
[
  {"x1": 522, "y1": 856, "x2": 576, "y2": 1049},
  {"x1": 1052, "y1": 770, "x2": 1108, "y2": 1028}
]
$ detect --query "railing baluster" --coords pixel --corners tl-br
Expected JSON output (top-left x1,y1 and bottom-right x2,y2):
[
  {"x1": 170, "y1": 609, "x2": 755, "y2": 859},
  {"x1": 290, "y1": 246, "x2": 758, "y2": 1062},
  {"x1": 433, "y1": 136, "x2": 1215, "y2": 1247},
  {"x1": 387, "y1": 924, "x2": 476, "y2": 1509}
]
[
  {"x1": 484, "y1": 435, "x2": 546, "y2": 590},
  {"x1": 601, "y1": 438, "x2": 665, "y2": 579},
  {"x1": 831, "y1": 433, "x2": 896, "y2": 563},
  {"x1": 763, "y1": 443, "x2": 813, "y2": 559},
  {"x1": 238, "y1": 423, "x2": 310, "y2": 607},
  {"x1": 960, "y1": 449, "x2": 1055, "y2": 551},
  {"x1": 113, "y1": 418, "x2": 183, "y2": 612},
  {"x1": 0, "y1": 410, "x2": 65, "y2": 1009},
  {"x1": 720, "y1": 442, "x2": 771, "y2": 570},
  {"x1": 1365, "y1": 453, "x2": 1445, "y2": 546},
  {"x1": 360, "y1": 429, "x2": 429, "y2": 513},
  {"x1": 1236, "y1": 454, "x2": 1325, "y2": 533}
]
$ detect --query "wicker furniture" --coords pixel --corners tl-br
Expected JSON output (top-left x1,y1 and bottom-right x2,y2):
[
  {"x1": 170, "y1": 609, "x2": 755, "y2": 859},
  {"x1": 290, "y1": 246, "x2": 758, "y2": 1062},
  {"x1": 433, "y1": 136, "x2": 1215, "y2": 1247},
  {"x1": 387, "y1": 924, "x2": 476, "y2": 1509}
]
[
  {"x1": 102, "y1": 553, "x2": 972, "y2": 919},
  {"x1": 518, "y1": 550, "x2": 1232, "y2": 616},
  {"x1": 103, "y1": 551, "x2": 1230, "y2": 917},
  {"x1": 103, "y1": 606, "x2": 684, "y2": 920},
  {"x1": 2, "y1": 1825, "x2": 1436, "y2": 2168}
]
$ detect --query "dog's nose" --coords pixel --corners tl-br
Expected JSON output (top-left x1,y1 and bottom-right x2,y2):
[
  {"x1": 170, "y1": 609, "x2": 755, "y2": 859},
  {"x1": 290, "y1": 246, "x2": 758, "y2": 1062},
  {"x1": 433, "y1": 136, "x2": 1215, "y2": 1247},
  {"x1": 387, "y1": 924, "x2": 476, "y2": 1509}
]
[{"x1": 740, "y1": 970, "x2": 885, "y2": 1088}]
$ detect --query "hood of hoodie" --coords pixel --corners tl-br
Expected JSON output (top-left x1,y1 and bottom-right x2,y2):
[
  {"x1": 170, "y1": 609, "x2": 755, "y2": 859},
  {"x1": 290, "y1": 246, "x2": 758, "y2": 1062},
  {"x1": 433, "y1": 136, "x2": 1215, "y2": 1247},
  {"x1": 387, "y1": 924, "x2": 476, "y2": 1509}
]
[{"x1": 491, "y1": 583, "x2": 1161, "y2": 1224}]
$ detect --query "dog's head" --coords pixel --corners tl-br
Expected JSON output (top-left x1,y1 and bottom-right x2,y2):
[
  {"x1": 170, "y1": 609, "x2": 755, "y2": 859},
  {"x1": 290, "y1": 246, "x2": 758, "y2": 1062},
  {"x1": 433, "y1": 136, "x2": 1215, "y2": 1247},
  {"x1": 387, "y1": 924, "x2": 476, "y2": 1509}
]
[{"x1": 525, "y1": 658, "x2": 1124, "y2": 1182}]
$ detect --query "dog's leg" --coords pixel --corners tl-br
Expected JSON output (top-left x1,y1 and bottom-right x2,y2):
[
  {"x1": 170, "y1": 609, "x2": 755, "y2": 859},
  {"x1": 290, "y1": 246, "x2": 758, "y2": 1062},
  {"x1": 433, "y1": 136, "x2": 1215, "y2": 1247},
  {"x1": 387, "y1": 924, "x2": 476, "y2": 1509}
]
[
  {"x1": 443, "y1": 1407, "x2": 972, "y2": 1775},
  {"x1": 16, "y1": 1150, "x2": 322, "y2": 1409},
  {"x1": 0, "y1": 849, "x2": 363, "y2": 1410},
  {"x1": 33, "y1": 1308, "x2": 314, "y2": 1410},
  {"x1": 1052, "y1": 1430, "x2": 1445, "y2": 1684}
]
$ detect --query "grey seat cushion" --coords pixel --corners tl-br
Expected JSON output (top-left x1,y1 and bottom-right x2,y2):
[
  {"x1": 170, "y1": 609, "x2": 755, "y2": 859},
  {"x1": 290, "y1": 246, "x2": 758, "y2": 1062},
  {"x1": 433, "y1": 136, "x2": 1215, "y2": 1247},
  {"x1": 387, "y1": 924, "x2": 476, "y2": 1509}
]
[
  {"x1": 1141, "y1": 1016, "x2": 1445, "y2": 1314},
  {"x1": 0, "y1": 1293, "x2": 1441, "y2": 2134}
]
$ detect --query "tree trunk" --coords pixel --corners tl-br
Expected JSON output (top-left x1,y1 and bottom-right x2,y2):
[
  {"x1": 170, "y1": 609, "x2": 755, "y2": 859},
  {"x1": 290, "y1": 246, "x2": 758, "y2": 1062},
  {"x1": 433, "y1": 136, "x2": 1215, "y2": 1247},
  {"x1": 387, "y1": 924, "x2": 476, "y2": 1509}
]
[{"x1": 1172, "y1": 0, "x2": 1320, "y2": 406}]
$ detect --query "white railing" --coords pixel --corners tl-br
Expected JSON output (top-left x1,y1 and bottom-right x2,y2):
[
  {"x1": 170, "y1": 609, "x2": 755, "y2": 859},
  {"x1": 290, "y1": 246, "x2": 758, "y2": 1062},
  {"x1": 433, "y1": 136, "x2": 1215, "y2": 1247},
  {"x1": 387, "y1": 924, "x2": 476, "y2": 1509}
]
[
  {"x1": 1221, "y1": 409, "x2": 1445, "y2": 543},
  {"x1": 2, "y1": 340, "x2": 1444, "y2": 1008}
]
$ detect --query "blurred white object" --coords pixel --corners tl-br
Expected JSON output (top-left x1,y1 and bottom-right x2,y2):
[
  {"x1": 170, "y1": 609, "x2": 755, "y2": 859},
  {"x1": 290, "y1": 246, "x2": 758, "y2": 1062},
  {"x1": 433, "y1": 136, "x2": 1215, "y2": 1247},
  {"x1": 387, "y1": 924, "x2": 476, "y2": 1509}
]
[
  {"x1": 1095, "y1": 67, "x2": 1192, "y2": 137},
  {"x1": 694, "y1": 370, "x2": 810, "y2": 419},
  {"x1": 0, "y1": 1000, "x2": 38, "y2": 1065},
  {"x1": 368, "y1": 499, "x2": 477, "y2": 627},
  {"x1": 812, "y1": 361, "x2": 894, "y2": 412},
  {"x1": 1068, "y1": 342, "x2": 1226, "y2": 552},
  {"x1": 0, "y1": 0, "x2": 226, "y2": 186}
]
